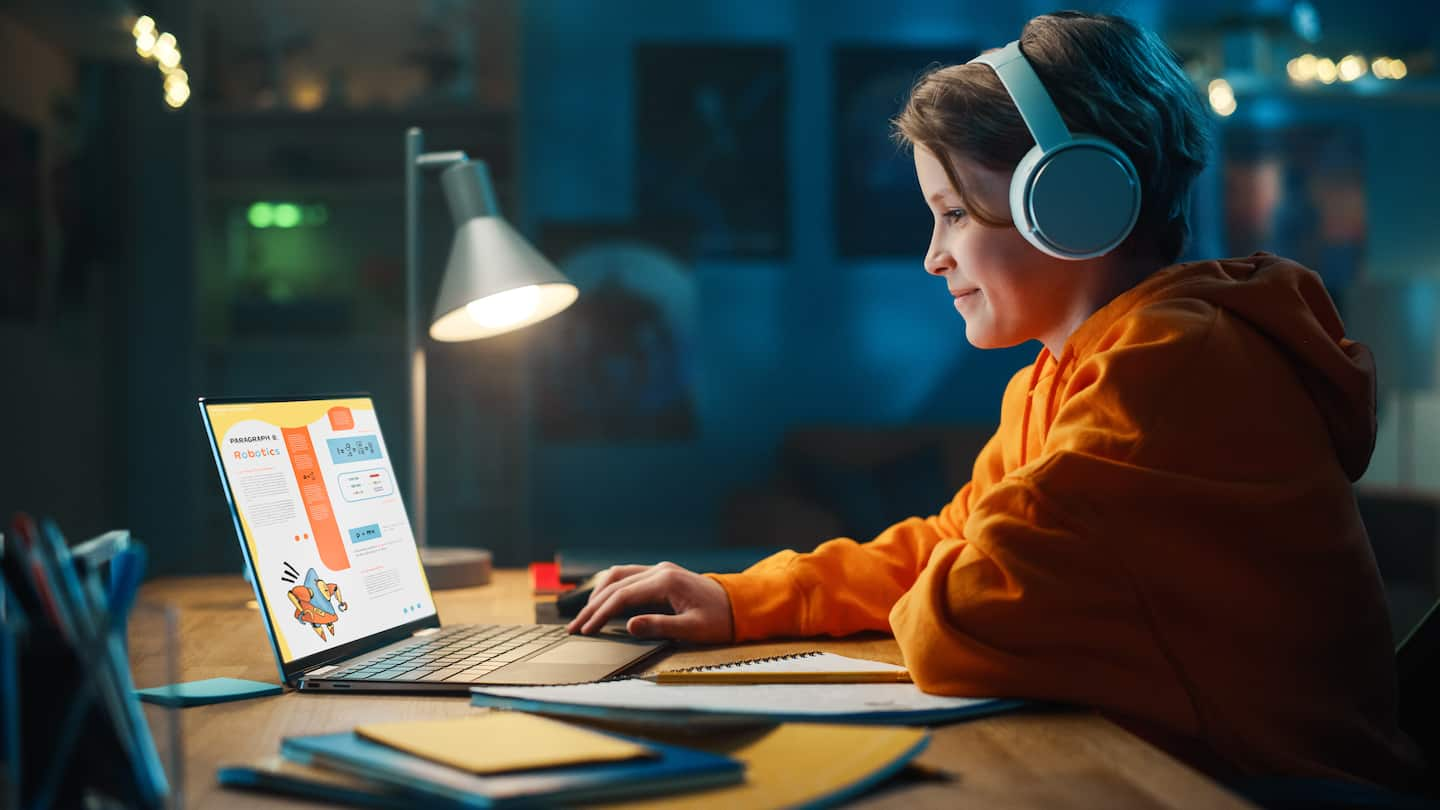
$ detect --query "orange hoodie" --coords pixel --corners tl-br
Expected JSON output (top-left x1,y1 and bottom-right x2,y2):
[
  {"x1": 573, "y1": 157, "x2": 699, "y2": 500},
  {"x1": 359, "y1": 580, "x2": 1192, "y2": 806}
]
[{"x1": 711, "y1": 254, "x2": 1426, "y2": 789}]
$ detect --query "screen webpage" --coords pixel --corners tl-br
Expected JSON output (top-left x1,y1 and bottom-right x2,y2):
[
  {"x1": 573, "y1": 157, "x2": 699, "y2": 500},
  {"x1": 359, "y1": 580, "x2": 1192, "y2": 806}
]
[{"x1": 203, "y1": 398, "x2": 435, "y2": 664}]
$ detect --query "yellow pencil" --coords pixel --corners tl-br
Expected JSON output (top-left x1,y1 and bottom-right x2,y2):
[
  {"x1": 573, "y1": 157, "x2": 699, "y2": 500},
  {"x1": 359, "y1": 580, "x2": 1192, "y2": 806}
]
[{"x1": 642, "y1": 670, "x2": 912, "y2": 685}]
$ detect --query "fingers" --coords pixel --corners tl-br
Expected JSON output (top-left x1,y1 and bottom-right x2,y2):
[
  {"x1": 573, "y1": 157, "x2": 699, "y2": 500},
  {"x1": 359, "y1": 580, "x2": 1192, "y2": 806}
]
[
  {"x1": 586, "y1": 564, "x2": 652, "y2": 603},
  {"x1": 569, "y1": 565, "x2": 676, "y2": 635}
]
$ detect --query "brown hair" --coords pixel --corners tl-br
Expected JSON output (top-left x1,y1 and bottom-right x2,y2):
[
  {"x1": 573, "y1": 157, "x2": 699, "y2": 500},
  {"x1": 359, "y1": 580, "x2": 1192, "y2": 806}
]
[{"x1": 892, "y1": 11, "x2": 1212, "y2": 263}]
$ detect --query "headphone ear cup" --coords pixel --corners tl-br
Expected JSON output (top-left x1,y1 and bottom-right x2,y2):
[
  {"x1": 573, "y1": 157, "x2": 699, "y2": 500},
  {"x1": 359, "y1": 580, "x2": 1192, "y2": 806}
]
[{"x1": 1012, "y1": 137, "x2": 1141, "y2": 260}]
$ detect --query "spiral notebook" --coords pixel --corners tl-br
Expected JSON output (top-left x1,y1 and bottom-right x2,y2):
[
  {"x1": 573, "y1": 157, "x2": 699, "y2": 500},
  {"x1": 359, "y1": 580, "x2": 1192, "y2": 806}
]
[{"x1": 470, "y1": 651, "x2": 1026, "y2": 726}]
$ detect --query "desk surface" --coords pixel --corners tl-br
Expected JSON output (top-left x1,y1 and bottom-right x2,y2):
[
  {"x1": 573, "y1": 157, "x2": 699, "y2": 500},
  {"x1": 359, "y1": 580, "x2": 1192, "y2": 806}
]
[{"x1": 132, "y1": 571, "x2": 1254, "y2": 809}]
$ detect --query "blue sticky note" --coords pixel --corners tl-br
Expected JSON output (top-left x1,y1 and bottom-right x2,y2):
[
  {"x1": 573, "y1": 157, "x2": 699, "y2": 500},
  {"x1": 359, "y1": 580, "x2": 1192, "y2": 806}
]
[{"x1": 135, "y1": 677, "x2": 283, "y2": 707}]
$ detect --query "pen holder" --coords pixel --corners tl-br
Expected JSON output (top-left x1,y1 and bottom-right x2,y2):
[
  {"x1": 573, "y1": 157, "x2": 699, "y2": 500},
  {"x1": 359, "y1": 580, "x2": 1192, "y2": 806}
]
[{"x1": 1, "y1": 522, "x2": 174, "y2": 810}]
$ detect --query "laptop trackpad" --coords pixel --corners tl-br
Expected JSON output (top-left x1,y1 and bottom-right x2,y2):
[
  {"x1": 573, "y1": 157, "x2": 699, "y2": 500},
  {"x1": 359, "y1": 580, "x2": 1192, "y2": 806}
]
[
  {"x1": 526, "y1": 638, "x2": 650, "y2": 665},
  {"x1": 473, "y1": 637, "x2": 665, "y2": 685}
]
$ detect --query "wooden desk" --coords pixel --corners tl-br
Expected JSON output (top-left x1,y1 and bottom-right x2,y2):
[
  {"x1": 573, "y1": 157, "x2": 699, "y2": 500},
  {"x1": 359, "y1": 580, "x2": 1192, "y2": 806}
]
[{"x1": 132, "y1": 572, "x2": 1254, "y2": 809}]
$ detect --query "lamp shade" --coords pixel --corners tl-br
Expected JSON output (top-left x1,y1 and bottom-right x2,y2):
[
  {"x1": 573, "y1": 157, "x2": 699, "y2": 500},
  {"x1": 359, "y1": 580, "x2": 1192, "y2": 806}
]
[{"x1": 428, "y1": 161, "x2": 578, "y2": 342}]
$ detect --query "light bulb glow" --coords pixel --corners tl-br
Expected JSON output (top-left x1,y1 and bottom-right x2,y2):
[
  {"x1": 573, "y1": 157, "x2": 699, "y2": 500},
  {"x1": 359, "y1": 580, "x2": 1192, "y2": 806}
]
[
  {"x1": 164, "y1": 82, "x2": 190, "y2": 108},
  {"x1": 132, "y1": 15, "x2": 155, "y2": 38},
  {"x1": 1207, "y1": 78, "x2": 1236, "y2": 116},
  {"x1": 247, "y1": 202, "x2": 274, "y2": 228},
  {"x1": 272, "y1": 203, "x2": 302, "y2": 228},
  {"x1": 164, "y1": 69, "x2": 188, "y2": 91},
  {"x1": 1316, "y1": 57, "x2": 1338, "y2": 84},
  {"x1": 135, "y1": 30, "x2": 156, "y2": 57},
  {"x1": 466, "y1": 286, "x2": 542, "y2": 330},
  {"x1": 1373, "y1": 57, "x2": 1392, "y2": 78},
  {"x1": 1390, "y1": 59, "x2": 1408, "y2": 79},
  {"x1": 1338, "y1": 54, "x2": 1366, "y2": 82},
  {"x1": 158, "y1": 48, "x2": 180, "y2": 70}
]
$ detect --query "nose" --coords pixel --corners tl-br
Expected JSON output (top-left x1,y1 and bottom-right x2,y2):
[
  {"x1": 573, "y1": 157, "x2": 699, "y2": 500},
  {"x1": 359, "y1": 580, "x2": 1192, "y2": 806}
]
[{"x1": 924, "y1": 223, "x2": 953, "y2": 277}]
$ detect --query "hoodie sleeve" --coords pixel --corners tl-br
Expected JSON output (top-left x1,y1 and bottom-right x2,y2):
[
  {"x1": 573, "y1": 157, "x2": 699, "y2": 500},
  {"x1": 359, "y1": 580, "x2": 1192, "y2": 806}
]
[{"x1": 709, "y1": 430, "x2": 1007, "y2": 641}]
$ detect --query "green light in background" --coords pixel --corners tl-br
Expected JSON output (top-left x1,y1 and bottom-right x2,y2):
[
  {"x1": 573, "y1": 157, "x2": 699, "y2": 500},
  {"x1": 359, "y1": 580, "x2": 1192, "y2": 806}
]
[
  {"x1": 303, "y1": 204, "x2": 329, "y2": 226},
  {"x1": 247, "y1": 202, "x2": 274, "y2": 228},
  {"x1": 273, "y1": 203, "x2": 302, "y2": 229}
]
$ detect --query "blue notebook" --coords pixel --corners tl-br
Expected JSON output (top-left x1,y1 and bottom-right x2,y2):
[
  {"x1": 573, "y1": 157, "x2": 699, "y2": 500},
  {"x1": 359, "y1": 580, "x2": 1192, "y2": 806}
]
[{"x1": 280, "y1": 728, "x2": 741, "y2": 808}]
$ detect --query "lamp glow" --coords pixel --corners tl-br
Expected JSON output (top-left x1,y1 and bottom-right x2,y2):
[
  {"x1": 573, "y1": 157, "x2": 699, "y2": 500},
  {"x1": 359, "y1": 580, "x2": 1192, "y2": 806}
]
[
  {"x1": 465, "y1": 285, "x2": 542, "y2": 329},
  {"x1": 1316, "y1": 57, "x2": 1338, "y2": 84},
  {"x1": 132, "y1": 15, "x2": 155, "y2": 38},
  {"x1": 135, "y1": 30, "x2": 156, "y2": 57}
]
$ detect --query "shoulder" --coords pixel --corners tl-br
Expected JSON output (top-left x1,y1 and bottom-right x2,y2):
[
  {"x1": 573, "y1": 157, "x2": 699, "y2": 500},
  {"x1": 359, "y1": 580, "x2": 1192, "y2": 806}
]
[{"x1": 1049, "y1": 299, "x2": 1319, "y2": 471}]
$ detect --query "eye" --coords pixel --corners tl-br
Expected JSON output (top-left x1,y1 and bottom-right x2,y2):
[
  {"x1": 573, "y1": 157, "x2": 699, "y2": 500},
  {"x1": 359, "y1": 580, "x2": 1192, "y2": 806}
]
[{"x1": 942, "y1": 208, "x2": 967, "y2": 224}]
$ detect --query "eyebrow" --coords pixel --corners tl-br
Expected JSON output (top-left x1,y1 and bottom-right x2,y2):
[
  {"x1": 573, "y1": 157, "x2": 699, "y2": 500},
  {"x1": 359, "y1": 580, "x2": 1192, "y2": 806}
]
[{"x1": 928, "y1": 190, "x2": 962, "y2": 204}]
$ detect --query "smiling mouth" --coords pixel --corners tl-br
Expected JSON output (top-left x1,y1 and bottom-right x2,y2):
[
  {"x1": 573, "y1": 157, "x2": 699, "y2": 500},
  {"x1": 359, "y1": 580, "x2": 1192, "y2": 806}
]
[{"x1": 951, "y1": 288, "x2": 980, "y2": 300}]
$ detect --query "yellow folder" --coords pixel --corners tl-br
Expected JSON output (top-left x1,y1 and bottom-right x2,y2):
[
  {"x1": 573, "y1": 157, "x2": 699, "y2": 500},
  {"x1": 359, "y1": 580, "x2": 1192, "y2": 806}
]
[{"x1": 354, "y1": 712, "x2": 655, "y2": 775}]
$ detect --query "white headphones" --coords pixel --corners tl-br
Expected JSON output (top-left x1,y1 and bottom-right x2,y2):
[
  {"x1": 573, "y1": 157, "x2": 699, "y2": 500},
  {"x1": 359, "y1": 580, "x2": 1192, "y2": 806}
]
[{"x1": 969, "y1": 41, "x2": 1141, "y2": 260}]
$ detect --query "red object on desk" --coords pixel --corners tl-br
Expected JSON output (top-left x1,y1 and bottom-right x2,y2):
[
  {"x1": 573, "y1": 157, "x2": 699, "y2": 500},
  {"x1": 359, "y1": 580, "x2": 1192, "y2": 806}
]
[{"x1": 530, "y1": 562, "x2": 575, "y2": 595}]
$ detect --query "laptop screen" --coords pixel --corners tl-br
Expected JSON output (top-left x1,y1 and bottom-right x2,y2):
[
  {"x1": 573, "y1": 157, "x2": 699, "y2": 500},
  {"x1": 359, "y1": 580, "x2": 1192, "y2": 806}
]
[{"x1": 199, "y1": 396, "x2": 437, "y2": 666}]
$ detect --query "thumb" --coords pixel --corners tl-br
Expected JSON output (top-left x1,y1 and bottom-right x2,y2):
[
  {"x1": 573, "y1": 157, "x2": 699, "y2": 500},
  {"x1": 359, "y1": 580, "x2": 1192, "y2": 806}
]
[{"x1": 627, "y1": 611, "x2": 705, "y2": 641}]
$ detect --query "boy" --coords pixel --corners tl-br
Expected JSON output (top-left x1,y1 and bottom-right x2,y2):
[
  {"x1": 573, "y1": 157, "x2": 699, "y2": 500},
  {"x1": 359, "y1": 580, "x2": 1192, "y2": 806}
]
[{"x1": 568, "y1": 12, "x2": 1424, "y2": 789}]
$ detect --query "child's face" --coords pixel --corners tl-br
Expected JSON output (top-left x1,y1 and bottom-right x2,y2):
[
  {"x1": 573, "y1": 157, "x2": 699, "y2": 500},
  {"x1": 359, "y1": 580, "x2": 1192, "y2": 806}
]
[{"x1": 914, "y1": 146, "x2": 1078, "y2": 351}]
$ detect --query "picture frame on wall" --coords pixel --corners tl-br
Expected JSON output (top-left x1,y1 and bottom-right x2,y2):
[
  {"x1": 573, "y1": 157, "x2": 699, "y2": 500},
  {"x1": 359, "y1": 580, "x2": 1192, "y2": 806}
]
[
  {"x1": 832, "y1": 45, "x2": 975, "y2": 258},
  {"x1": 634, "y1": 44, "x2": 788, "y2": 259}
]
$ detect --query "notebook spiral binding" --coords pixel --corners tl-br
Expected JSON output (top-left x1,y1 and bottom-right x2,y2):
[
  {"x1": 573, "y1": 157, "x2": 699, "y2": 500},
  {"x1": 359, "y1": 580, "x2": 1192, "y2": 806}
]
[{"x1": 662, "y1": 651, "x2": 823, "y2": 674}]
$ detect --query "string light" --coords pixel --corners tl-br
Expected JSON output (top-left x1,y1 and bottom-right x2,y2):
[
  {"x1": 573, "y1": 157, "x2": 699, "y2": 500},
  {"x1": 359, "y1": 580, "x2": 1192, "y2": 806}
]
[
  {"x1": 1290, "y1": 52, "x2": 1409, "y2": 84},
  {"x1": 131, "y1": 14, "x2": 192, "y2": 109}
]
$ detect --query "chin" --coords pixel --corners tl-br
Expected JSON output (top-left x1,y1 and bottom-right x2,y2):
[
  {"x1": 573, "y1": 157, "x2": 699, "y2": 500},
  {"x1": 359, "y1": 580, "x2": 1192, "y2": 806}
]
[{"x1": 963, "y1": 325, "x2": 1024, "y2": 351}]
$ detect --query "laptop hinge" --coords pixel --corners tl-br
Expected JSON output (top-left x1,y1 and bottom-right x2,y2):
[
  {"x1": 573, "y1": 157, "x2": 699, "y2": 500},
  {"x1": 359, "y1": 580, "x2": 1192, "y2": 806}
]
[
  {"x1": 413, "y1": 627, "x2": 440, "y2": 637},
  {"x1": 308, "y1": 664, "x2": 340, "y2": 677}
]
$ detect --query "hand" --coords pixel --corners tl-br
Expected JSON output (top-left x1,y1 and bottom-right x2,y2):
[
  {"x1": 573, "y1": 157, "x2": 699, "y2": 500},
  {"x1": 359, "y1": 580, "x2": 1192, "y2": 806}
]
[{"x1": 565, "y1": 562, "x2": 734, "y2": 643}]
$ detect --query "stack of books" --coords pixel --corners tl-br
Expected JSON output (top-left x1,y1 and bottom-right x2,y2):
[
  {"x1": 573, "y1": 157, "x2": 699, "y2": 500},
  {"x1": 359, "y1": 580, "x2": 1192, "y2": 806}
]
[
  {"x1": 220, "y1": 652, "x2": 1026, "y2": 807},
  {"x1": 223, "y1": 711, "x2": 744, "y2": 808}
]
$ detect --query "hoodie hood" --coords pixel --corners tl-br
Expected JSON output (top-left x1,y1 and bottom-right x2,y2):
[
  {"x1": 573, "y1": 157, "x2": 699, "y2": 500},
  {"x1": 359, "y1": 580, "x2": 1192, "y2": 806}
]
[{"x1": 1067, "y1": 253, "x2": 1377, "y2": 481}]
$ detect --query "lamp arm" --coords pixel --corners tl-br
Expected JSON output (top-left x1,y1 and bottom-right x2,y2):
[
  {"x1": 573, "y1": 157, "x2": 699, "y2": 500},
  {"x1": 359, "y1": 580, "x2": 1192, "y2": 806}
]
[{"x1": 405, "y1": 128, "x2": 429, "y2": 549}]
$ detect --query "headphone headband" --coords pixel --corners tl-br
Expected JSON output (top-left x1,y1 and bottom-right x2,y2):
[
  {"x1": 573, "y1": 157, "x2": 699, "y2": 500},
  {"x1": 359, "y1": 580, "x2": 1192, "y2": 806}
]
[{"x1": 969, "y1": 41, "x2": 1070, "y2": 152}]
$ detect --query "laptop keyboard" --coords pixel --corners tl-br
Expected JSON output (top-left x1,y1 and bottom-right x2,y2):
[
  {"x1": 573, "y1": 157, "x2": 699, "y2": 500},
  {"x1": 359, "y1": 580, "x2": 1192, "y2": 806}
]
[{"x1": 329, "y1": 624, "x2": 569, "y2": 683}]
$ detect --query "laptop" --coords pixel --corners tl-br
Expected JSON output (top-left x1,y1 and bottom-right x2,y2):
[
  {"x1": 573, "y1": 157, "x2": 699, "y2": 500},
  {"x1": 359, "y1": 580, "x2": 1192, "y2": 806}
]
[{"x1": 197, "y1": 394, "x2": 667, "y2": 692}]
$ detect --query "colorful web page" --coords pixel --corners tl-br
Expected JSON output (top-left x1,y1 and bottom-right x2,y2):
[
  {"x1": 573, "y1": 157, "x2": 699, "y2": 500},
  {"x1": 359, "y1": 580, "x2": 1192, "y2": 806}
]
[{"x1": 204, "y1": 398, "x2": 435, "y2": 664}]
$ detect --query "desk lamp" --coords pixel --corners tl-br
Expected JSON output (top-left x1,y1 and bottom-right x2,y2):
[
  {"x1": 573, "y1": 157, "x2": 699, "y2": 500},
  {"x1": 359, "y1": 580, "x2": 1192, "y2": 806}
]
[{"x1": 405, "y1": 127, "x2": 578, "y2": 588}]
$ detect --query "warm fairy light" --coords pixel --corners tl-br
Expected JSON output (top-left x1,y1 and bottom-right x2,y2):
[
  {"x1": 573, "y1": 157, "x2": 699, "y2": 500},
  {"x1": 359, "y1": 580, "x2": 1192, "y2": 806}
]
[
  {"x1": 135, "y1": 29, "x2": 156, "y2": 57},
  {"x1": 1389, "y1": 58, "x2": 1408, "y2": 79},
  {"x1": 1373, "y1": 57, "x2": 1392, "y2": 78},
  {"x1": 1292, "y1": 53, "x2": 1318, "y2": 82},
  {"x1": 153, "y1": 32, "x2": 176, "y2": 61},
  {"x1": 158, "y1": 47, "x2": 180, "y2": 71},
  {"x1": 1338, "y1": 54, "x2": 1367, "y2": 82},
  {"x1": 163, "y1": 69, "x2": 188, "y2": 90},
  {"x1": 1207, "y1": 78, "x2": 1236, "y2": 116},
  {"x1": 164, "y1": 81, "x2": 190, "y2": 108},
  {"x1": 131, "y1": 15, "x2": 155, "y2": 39},
  {"x1": 1315, "y1": 57, "x2": 1338, "y2": 84}
]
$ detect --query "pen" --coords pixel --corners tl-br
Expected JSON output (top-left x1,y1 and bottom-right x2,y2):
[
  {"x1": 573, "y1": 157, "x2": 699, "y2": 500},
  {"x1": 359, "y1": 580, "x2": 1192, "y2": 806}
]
[{"x1": 641, "y1": 670, "x2": 912, "y2": 685}]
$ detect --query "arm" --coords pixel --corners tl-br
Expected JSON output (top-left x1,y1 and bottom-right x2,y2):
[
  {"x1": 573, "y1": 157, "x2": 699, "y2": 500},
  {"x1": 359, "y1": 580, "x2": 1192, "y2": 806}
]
[{"x1": 712, "y1": 432, "x2": 1007, "y2": 641}]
